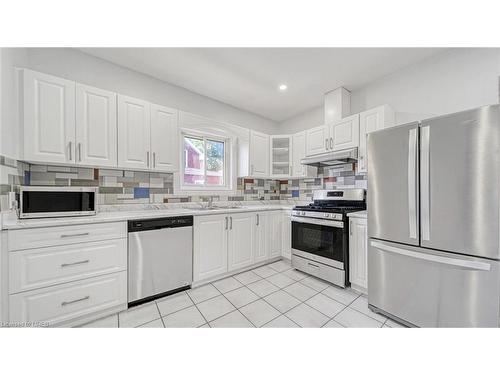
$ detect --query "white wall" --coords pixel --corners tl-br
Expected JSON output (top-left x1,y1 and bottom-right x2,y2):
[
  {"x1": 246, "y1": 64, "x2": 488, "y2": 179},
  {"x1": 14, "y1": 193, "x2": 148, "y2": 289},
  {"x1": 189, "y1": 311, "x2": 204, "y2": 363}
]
[
  {"x1": 278, "y1": 48, "x2": 500, "y2": 133},
  {"x1": 1, "y1": 48, "x2": 278, "y2": 159}
]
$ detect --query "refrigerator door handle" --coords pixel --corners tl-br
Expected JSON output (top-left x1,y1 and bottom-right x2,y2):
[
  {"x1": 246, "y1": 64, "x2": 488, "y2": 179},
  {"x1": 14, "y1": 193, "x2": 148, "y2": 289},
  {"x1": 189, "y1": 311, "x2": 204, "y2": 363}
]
[
  {"x1": 408, "y1": 128, "x2": 417, "y2": 239},
  {"x1": 421, "y1": 126, "x2": 431, "y2": 241},
  {"x1": 370, "y1": 241, "x2": 491, "y2": 271}
]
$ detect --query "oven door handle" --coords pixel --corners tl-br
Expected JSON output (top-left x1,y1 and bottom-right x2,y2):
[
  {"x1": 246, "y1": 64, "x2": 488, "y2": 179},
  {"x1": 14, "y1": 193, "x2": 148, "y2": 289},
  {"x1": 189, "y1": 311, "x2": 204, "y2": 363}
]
[{"x1": 291, "y1": 216, "x2": 344, "y2": 228}]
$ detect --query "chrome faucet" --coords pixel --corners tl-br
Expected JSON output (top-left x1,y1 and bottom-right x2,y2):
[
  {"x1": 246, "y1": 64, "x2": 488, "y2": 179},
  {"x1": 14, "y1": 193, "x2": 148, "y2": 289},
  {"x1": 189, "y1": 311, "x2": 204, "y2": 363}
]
[{"x1": 207, "y1": 196, "x2": 214, "y2": 208}]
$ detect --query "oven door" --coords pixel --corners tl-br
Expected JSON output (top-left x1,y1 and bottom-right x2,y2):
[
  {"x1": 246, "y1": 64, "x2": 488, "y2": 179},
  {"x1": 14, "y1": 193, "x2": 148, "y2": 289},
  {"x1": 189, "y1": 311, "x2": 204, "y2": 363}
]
[{"x1": 291, "y1": 216, "x2": 346, "y2": 269}]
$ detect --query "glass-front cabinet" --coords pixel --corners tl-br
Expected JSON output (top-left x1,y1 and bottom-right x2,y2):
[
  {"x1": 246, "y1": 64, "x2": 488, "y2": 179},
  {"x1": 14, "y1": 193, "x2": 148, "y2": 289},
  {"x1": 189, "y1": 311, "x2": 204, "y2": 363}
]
[{"x1": 270, "y1": 135, "x2": 292, "y2": 177}]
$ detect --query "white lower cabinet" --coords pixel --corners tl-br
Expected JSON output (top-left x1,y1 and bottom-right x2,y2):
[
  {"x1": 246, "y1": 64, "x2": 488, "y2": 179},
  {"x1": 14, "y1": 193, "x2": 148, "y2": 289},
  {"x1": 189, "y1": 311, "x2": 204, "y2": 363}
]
[
  {"x1": 349, "y1": 217, "x2": 368, "y2": 292},
  {"x1": 7, "y1": 222, "x2": 128, "y2": 327},
  {"x1": 281, "y1": 210, "x2": 291, "y2": 260},
  {"x1": 253, "y1": 212, "x2": 268, "y2": 263},
  {"x1": 193, "y1": 210, "x2": 286, "y2": 283},
  {"x1": 193, "y1": 214, "x2": 229, "y2": 282},
  {"x1": 9, "y1": 271, "x2": 127, "y2": 327},
  {"x1": 228, "y1": 213, "x2": 254, "y2": 271},
  {"x1": 268, "y1": 211, "x2": 283, "y2": 258}
]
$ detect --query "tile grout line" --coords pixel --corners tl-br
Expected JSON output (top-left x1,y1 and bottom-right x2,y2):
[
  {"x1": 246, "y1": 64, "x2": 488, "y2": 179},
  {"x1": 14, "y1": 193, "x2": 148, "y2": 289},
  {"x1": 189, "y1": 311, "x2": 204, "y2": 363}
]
[
  {"x1": 185, "y1": 290, "x2": 210, "y2": 327},
  {"x1": 205, "y1": 288, "x2": 255, "y2": 327},
  {"x1": 154, "y1": 301, "x2": 166, "y2": 328}
]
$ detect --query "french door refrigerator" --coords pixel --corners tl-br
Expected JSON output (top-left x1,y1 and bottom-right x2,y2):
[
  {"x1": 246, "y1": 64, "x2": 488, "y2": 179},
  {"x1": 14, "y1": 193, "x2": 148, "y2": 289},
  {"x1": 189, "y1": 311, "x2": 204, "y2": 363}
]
[{"x1": 367, "y1": 105, "x2": 500, "y2": 327}]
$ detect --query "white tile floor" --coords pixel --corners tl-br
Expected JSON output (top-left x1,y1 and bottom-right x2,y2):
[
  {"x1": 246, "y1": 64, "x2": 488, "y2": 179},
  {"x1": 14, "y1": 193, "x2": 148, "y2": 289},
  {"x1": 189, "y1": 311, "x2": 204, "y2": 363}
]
[{"x1": 80, "y1": 260, "x2": 404, "y2": 328}]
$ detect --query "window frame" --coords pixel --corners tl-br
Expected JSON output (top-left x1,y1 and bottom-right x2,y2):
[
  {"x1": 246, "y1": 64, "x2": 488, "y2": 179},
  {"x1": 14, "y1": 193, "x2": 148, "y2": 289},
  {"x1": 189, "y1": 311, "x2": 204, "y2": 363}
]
[{"x1": 179, "y1": 130, "x2": 231, "y2": 191}]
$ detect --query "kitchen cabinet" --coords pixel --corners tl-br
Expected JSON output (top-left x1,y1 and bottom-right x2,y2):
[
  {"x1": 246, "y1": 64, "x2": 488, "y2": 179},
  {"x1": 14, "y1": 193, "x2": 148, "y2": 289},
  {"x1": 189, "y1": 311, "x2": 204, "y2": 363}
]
[
  {"x1": 20, "y1": 69, "x2": 76, "y2": 164},
  {"x1": 248, "y1": 130, "x2": 270, "y2": 177},
  {"x1": 228, "y1": 213, "x2": 254, "y2": 271},
  {"x1": 329, "y1": 113, "x2": 359, "y2": 151},
  {"x1": 268, "y1": 211, "x2": 283, "y2": 258},
  {"x1": 75, "y1": 84, "x2": 117, "y2": 167},
  {"x1": 358, "y1": 105, "x2": 395, "y2": 173},
  {"x1": 281, "y1": 210, "x2": 291, "y2": 260},
  {"x1": 117, "y1": 95, "x2": 151, "y2": 170},
  {"x1": 305, "y1": 125, "x2": 329, "y2": 156},
  {"x1": 7, "y1": 221, "x2": 128, "y2": 327},
  {"x1": 349, "y1": 217, "x2": 368, "y2": 293},
  {"x1": 292, "y1": 131, "x2": 316, "y2": 177},
  {"x1": 150, "y1": 104, "x2": 178, "y2": 172},
  {"x1": 270, "y1": 135, "x2": 292, "y2": 177},
  {"x1": 193, "y1": 214, "x2": 229, "y2": 282},
  {"x1": 253, "y1": 212, "x2": 268, "y2": 263}
]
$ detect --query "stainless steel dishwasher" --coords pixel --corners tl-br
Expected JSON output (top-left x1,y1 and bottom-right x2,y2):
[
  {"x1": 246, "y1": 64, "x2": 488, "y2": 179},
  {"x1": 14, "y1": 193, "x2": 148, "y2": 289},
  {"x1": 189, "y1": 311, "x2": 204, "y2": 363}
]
[{"x1": 128, "y1": 216, "x2": 193, "y2": 306}]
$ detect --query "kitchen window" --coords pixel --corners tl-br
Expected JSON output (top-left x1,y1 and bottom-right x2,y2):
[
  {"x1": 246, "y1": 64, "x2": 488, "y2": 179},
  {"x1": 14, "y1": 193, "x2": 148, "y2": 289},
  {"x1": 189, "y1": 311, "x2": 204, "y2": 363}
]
[{"x1": 181, "y1": 133, "x2": 230, "y2": 190}]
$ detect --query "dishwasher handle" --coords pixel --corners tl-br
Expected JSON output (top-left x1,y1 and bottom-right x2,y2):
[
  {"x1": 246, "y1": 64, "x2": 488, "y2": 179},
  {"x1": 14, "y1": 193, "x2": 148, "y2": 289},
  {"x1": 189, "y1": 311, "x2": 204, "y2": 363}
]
[{"x1": 128, "y1": 216, "x2": 193, "y2": 232}]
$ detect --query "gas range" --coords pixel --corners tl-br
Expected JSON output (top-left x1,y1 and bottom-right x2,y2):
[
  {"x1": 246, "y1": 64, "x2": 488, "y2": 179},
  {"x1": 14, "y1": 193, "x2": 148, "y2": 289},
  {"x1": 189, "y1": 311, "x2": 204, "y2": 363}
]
[
  {"x1": 290, "y1": 188, "x2": 366, "y2": 288},
  {"x1": 292, "y1": 189, "x2": 366, "y2": 221}
]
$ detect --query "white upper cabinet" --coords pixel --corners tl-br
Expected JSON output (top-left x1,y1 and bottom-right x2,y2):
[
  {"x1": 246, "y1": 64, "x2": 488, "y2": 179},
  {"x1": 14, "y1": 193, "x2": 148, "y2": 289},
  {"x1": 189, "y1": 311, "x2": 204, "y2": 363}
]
[
  {"x1": 358, "y1": 105, "x2": 394, "y2": 173},
  {"x1": 270, "y1": 135, "x2": 292, "y2": 178},
  {"x1": 150, "y1": 104, "x2": 178, "y2": 172},
  {"x1": 117, "y1": 95, "x2": 151, "y2": 170},
  {"x1": 329, "y1": 113, "x2": 360, "y2": 151},
  {"x1": 249, "y1": 130, "x2": 269, "y2": 177},
  {"x1": 292, "y1": 131, "x2": 316, "y2": 177},
  {"x1": 305, "y1": 125, "x2": 329, "y2": 156},
  {"x1": 21, "y1": 69, "x2": 76, "y2": 164},
  {"x1": 75, "y1": 84, "x2": 117, "y2": 167}
]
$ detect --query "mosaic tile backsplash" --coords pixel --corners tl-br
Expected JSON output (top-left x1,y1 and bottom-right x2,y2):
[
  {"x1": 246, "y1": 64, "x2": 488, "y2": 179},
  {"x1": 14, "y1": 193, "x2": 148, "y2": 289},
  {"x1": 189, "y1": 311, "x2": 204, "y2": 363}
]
[{"x1": 0, "y1": 154, "x2": 366, "y2": 211}]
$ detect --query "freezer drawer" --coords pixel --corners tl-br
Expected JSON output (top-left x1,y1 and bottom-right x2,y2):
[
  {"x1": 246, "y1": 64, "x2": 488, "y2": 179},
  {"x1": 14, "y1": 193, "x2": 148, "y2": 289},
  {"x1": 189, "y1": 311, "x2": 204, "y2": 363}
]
[{"x1": 368, "y1": 239, "x2": 500, "y2": 327}]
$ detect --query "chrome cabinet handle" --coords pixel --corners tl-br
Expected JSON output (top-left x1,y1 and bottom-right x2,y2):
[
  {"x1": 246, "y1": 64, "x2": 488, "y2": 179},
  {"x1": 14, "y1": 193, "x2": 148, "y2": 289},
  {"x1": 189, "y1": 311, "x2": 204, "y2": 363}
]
[
  {"x1": 330, "y1": 137, "x2": 333, "y2": 149},
  {"x1": 256, "y1": 214, "x2": 259, "y2": 226},
  {"x1": 289, "y1": 166, "x2": 292, "y2": 176},
  {"x1": 78, "y1": 143, "x2": 82, "y2": 162},
  {"x1": 153, "y1": 152, "x2": 156, "y2": 168},
  {"x1": 225, "y1": 217, "x2": 228, "y2": 230},
  {"x1": 251, "y1": 164, "x2": 254, "y2": 175},
  {"x1": 60, "y1": 232, "x2": 89, "y2": 238},
  {"x1": 229, "y1": 216, "x2": 233, "y2": 230},
  {"x1": 147, "y1": 151, "x2": 150, "y2": 167},
  {"x1": 307, "y1": 262, "x2": 320, "y2": 269},
  {"x1": 325, "y1": 139, "x2": 329, "y2": 150},
  {"x1": 61, "y1": 260, "x2": 90, "y2": 268},
  {"x1": 61, "y1": 295, "x2": 90, "y2": 307},
  {"x1": 68, "y1": 141, "x2": 72, "y2": 160},
  {"x1": 350, "y1": 221, "x2": 353, "y2": 236}
]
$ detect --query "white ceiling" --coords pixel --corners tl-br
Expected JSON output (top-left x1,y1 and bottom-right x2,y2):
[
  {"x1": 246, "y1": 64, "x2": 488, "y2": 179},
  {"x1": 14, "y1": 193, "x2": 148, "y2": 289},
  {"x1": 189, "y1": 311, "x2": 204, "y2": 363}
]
[{"x1": 80, "y1": 48, "x2": 445, "y2": 122}]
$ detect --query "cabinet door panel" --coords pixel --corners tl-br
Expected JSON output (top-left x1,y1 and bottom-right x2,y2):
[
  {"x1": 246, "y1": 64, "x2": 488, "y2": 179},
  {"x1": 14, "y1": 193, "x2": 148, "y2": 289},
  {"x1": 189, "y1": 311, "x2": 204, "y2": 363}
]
[
  {"x1": 253, "y1": 213, "x2": 268, "y2": 263},
  {"x1": 359, "y1": 106, "x2": 390, "y2": 173},
  {"x1": 151, "y1": 104, "x2": 178, "y2": 172},
  {"x1": 249, "y1": 131, "x2": 269, "y2": 177},
  {"x1": 228, "y1": 213, "x2": 254, "y2": 271},
  {"x1": 268, "y1": 212, "x2": 282, "y2": 258},
  {"x1": 193, "y1": 215, "x2": 228, "y2": 282},
  {"x1": 22, "y1": 69, "x2": 75, "y2": 164},
  {"x1": 281, "y1": 211, "x2": 291, "y2": 260},
  {"x1": 349, "y1": 218, "x2": 368, "y2": 291},
  {"x1": 305, "y1": 125, "x2": 328, "y2": 156},
  {"x1": 331, "y1": 114, "x2": 359, "y2": 151},
  {"x1": 270, "y1": 135, "x2": 292, "y2": 177},
  {"x1": 76, "y1": 84, "x2": 117, "y2": 167},
  {"x1": 117, "y1": 95, "x2": 151, "y2": 169}
]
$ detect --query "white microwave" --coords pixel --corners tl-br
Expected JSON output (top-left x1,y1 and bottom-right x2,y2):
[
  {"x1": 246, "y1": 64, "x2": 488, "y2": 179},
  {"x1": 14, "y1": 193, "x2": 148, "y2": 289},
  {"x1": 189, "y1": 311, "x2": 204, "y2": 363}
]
[{"x1": 18, "y1": 186, "x2": 97, "y2": 219}]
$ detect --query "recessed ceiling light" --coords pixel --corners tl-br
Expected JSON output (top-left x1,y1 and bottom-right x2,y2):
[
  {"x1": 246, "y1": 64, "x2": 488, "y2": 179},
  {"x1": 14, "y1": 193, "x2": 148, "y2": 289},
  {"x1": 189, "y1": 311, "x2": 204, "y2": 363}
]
[{"x1": 279, "y1": 84, "x2": 288, "y2": 91}]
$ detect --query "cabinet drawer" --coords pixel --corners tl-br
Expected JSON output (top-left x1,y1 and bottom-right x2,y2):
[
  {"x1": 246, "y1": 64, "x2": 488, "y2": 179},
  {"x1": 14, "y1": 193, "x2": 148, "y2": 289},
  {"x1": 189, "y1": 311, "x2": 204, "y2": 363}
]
[
  {"x1": 9, "y1": 271, "x2": 127, "y2": 327},
  {"x1": 292, "y1": 255, "x2": 345, "y2": 286},
  {"x1": 8, "y1": 221, "x2": 127, "y2": 251},
  {"x1": 9, "y1": 238, "x2": 127, "y2": 293}
]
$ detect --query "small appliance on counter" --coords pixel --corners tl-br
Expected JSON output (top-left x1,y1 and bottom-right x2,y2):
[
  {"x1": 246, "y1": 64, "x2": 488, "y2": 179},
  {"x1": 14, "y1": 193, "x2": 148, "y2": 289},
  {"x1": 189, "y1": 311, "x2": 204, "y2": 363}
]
[
  {"x1": 291, "y1": 188, "x2": 366, "y2": 288},
  {"x1": 17, "y1": 186, "x2": 97, "y2": 219}
]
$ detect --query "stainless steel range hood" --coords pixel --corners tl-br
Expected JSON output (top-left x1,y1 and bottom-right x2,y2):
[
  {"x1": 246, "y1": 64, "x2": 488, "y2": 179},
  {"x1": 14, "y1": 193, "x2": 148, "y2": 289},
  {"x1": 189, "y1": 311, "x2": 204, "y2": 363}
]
[{"x1": 301, "y1": 148, "x2": 358, "y2": 167}]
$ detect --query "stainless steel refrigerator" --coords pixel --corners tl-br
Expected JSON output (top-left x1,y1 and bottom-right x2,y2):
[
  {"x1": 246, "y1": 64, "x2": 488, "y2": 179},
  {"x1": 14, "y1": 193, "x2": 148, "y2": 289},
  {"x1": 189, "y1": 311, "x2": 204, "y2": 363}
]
[{"x1": 367, "y1": 105, "x2": 500, "y2": 327}]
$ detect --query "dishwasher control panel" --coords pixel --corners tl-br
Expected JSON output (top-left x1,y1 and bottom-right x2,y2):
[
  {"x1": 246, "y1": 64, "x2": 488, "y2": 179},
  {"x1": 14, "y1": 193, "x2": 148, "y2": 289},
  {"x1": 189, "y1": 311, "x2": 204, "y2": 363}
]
[{"x1": 128, "y1": 216, "x2": 193, "y2": 232}]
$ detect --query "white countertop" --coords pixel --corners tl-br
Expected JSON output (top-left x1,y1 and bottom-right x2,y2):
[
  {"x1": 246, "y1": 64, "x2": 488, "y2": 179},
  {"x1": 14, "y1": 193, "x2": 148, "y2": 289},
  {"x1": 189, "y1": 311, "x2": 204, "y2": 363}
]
[
  {"x1": 347, "y1": 210, "x2": 367, "y2": 219},
  {"x1": 0, "y1": 204, "x2": 296, "y2": 230}
]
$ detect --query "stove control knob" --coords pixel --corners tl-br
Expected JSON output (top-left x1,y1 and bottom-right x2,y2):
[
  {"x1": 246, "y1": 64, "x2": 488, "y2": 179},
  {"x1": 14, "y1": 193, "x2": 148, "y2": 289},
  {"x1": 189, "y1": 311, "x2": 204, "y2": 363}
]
[
  {"x1": 324, "y1": 213, "x2": 330, "y2": 218},
  {"x1": 301, "y1": 212, "x2": 306, "y2": 216}
]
